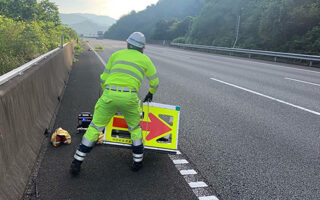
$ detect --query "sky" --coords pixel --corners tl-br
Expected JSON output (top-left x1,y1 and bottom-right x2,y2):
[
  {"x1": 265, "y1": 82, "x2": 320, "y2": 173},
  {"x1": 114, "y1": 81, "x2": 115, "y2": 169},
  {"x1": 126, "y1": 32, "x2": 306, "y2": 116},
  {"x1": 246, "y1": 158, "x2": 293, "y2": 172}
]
[{"x1": 50, "y1": 0, "x2": 159, "y2": 19}]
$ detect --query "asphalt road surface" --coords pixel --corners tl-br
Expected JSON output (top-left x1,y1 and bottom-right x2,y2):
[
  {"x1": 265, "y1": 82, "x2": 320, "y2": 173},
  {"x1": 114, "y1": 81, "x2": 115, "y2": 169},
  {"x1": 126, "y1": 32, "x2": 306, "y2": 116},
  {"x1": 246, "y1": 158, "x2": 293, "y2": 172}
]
[
  {"x1": 30, "y1": 39, "x2": 320, "y2": 200},
  {"x1": 26, "y1": 41, "x2": 198, "y2": 200}
]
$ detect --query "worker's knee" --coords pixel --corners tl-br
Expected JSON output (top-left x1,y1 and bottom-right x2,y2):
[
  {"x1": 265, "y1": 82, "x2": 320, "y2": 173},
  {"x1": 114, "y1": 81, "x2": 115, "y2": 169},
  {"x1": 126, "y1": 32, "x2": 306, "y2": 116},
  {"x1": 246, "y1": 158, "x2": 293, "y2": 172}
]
[
  {"x1": 130, "y1": 126, "x2": 142, "y2": 141},
  {"x1": 84, "y1": 126, "x2": 101, "y2": 142}
]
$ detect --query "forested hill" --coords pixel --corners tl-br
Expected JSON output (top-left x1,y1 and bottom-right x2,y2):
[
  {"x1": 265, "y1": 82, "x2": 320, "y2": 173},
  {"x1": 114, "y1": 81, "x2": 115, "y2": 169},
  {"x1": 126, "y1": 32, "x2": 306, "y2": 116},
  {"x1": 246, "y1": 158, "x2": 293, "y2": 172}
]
[
  {"x1": 187, "y1": 0, "x2": 320, "y2": 54},
  {"x1": 105, "y1": 0, "x2": 320, "y2": 55},
  {"x1": 104, "y1": 0, "x2": 205, "y2": 40}
]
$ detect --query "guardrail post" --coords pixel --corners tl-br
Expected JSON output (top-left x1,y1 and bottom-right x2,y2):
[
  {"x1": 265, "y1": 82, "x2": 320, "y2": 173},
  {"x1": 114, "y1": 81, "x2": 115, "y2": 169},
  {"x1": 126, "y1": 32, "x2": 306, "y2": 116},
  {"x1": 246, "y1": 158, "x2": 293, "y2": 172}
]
[
  {"x1": 309, "y1": 61, "x2": 313, "y2": 67},
  {"x1": 60, "y1": 35, "x2": 64, "y2": 49},
  {"x1": 248, "y1": 54, "x2": 251, "y2": 59},
  {"x1": 274, "y1": 57, "x2": 277, "y2": 62}
]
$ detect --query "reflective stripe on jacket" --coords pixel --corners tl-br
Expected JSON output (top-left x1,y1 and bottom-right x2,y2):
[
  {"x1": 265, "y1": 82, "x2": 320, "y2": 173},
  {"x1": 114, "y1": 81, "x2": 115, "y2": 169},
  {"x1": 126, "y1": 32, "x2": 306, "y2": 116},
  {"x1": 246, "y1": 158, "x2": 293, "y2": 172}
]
[{"x1": 100, "y1": 49, "x2": 159, "y2": 94}]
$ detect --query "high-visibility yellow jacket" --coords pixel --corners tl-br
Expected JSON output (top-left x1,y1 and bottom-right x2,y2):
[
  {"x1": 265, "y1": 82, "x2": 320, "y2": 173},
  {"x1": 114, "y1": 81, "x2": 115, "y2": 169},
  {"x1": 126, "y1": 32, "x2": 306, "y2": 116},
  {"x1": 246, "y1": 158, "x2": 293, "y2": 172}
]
[{"x1": 100, "y1": 49, "x2": 159, "y2": 94}]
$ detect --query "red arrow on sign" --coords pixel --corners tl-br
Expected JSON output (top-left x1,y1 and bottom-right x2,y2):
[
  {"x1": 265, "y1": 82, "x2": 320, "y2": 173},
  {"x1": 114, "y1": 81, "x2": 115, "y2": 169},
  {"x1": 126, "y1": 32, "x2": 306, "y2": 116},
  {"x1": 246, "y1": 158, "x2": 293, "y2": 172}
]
[{"x1": 112, "y1": 113, "x2": 172, "y2": 141}]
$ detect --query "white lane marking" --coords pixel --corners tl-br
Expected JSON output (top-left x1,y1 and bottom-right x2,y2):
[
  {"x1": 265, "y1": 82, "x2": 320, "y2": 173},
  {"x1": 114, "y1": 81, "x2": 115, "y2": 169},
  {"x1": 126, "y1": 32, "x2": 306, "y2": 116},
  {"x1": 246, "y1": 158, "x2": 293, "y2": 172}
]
[
  {"x1": 276, "y1": 65, "x2": 320, "y2": 74},
  {"x1": 173, "y1": 159, "x2": 189, "y2": 165},
  {"x1": 180, "y1": 170, "x2": 197, "y2": 175},
  {"x1": 189, "y1": 182, "x2": 208, "y2": 188},
  {"x1": 87, "y1": 43, "x2": 106, "y2": 66},
  {"x1": 176, "y1": 151, "x2": 182, "y2": 155},
  {"x1": 285, "y1": 77, "x2": 320, "y2": 87},
  {"x1": 198, "y1": 196, "x2": 219, "y2": 200},
  {"x1": 210, "y1": 77, "x2": 320, "y2": 116},
  {"x1": 169, "y1": 153, "x2": 217, "y2": 199}
]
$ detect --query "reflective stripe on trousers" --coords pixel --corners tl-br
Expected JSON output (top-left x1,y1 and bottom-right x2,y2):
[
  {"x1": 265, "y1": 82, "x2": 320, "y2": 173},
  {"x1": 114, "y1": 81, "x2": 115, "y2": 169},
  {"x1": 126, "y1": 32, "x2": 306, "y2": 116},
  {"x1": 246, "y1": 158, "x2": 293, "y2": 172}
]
[
  {"x1": 133, "y1": 153, "x2": 143, "y2": 162},
  {"x1": 90, "y1": 121, "x2": 105, "y2": 132},
  {"x1": 74, "y1": 150, "x2": 86, "y2": 161},
  {"x1": 132, "y1": 138, "x2": 142, "y2": 146},
  {"x1": 73, "y1": 137, "x2": 95, "y2": 162},
  {"x1": 132, "y1": 138, "x2": 143, "y2": 162}
]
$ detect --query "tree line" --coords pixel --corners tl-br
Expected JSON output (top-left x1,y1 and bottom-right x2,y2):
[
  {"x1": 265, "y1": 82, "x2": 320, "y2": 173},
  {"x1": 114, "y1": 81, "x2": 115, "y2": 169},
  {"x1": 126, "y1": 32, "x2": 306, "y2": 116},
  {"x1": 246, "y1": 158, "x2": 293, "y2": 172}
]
[
  {"x1": 104, "y1": 0, "x2": 204, "y2": 40},
  {"x1": 105, "y1": 0, "x2": 320, "y2": 55},
  {"x1": 0, "y1": 0, "x2": 78, "y2": 75}
]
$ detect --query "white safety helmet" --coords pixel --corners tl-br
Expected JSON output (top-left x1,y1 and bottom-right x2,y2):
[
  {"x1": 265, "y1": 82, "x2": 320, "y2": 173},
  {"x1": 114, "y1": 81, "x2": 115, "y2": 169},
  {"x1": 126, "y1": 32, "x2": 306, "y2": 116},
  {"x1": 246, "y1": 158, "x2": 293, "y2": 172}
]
[{"x1": 126, "y1": 32, "x2": 146, "y2": 49}]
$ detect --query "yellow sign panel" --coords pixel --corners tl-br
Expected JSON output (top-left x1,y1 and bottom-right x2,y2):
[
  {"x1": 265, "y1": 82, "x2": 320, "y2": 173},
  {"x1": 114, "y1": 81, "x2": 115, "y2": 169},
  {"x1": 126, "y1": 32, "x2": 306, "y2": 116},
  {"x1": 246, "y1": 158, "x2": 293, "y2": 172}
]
[{"x1": 104, "y1": 102, "x2": 180, "y2": 152}]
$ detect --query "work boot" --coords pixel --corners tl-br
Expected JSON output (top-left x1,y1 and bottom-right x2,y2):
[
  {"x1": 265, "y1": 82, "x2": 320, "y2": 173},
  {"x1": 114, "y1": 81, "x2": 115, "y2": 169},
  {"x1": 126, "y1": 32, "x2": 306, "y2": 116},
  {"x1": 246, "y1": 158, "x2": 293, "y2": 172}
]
[
  {"x1": 70, "y1": 159, "x2": 82, "y2": 175},
  {"x1": 131, "y1": 161, "x2": 143, "y2": 172}
]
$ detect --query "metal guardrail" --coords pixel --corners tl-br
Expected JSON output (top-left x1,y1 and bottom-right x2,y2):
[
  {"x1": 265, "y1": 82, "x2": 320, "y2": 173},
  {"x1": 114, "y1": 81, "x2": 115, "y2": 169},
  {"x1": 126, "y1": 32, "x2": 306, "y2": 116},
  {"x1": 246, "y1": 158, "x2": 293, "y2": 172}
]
[{"x1": 170, "y1": 43, "x2": 320, "y2": 67}]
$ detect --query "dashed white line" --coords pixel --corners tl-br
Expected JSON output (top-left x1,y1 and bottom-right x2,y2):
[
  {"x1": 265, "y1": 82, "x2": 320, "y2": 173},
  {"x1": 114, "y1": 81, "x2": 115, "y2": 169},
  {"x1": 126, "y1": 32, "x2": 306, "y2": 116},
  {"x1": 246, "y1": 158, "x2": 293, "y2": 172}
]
[
  {"x1": 189, "y1": 182, "x2": 208, "y2": 188},
  {"x1": 198, "y1": 196, "x2": 219, "y2": 200},
  {"x1": 169, "y1": 152, "x2": 219, "y2": 199},
  {"x1": 210, "y1": 77, "x2": 320, "y2": 116},
  {"x1": 173, "y1": 159, "x2": 189, "y2": 165},
  {"x1": 180, "y1": 169, "x2": 197, "y2": 175},
  {"x1": 285, "y1": 77, "x2": 320, "y2": 87}
]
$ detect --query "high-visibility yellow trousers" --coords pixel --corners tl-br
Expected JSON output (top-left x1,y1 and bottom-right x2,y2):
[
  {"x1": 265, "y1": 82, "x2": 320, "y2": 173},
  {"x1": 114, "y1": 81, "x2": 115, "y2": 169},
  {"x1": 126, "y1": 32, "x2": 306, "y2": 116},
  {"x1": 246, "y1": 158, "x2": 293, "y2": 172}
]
[{"x1": 83, "y1": 89, "x2": 142, "y2": 143}]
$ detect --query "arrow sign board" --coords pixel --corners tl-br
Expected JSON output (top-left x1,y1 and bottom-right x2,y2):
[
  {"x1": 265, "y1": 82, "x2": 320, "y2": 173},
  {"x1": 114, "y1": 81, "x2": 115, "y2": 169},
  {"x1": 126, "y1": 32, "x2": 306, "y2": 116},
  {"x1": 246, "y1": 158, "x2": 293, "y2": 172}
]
[{"x1": 103, "y1": 102, "x2": 180, "y2": 153}]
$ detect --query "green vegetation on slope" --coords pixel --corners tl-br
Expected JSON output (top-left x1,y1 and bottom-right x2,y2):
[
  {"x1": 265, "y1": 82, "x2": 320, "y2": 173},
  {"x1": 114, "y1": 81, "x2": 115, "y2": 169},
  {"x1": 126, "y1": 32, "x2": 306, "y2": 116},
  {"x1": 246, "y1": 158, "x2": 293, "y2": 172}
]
[{"x1": 0, "y1": 0, "x2": 78, "y2": 76}]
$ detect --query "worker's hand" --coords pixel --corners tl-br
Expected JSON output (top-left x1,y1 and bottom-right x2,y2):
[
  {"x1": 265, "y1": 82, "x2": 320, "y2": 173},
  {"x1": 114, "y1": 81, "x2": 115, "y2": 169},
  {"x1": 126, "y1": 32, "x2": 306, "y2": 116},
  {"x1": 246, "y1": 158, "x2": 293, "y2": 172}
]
[{"x1": 143, "y1": 92, "x2": 153, "y2": 102}]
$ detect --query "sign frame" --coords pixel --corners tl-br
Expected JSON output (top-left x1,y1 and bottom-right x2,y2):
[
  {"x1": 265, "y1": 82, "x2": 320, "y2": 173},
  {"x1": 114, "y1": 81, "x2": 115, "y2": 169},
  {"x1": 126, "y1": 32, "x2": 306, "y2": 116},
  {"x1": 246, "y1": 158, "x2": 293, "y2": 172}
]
[{"x1": 103, "y1": 102, "x2": 180, "y2": 154}]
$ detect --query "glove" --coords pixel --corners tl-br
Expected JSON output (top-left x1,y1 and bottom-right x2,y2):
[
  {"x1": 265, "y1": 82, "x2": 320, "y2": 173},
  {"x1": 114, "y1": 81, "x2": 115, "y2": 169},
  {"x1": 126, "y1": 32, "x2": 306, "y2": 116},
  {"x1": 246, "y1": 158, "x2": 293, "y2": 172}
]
[{"x1": 143, "y1": 92, "x2": 153, "y2": 102}]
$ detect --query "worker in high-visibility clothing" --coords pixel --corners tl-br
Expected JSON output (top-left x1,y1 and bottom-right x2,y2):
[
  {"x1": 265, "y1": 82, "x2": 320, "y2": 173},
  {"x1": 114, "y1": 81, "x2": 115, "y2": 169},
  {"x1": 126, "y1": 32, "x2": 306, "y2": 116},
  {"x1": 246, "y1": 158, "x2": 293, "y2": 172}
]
[{"x1": 70, "y1": 32, "x2": 159, "y2": 175}]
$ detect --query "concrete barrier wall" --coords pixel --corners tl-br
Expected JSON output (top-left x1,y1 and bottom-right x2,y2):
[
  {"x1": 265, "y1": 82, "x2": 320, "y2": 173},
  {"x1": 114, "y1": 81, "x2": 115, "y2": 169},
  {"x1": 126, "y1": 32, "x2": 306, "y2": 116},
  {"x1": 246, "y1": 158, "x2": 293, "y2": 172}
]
[{"x1": 0, "y1": 43, "x2": 74, "y2": 200}]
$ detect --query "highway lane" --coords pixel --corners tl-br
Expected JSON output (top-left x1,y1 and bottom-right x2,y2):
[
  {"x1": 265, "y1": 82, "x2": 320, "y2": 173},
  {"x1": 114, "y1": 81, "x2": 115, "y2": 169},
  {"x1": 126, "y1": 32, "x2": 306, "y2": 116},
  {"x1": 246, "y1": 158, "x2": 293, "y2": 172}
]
[
  {"x1": 89, "y1": 39, "x2": 320, "y2": 200},
  {"x1": 29, "y1": 42, "x2": 198, "y2": 200}
]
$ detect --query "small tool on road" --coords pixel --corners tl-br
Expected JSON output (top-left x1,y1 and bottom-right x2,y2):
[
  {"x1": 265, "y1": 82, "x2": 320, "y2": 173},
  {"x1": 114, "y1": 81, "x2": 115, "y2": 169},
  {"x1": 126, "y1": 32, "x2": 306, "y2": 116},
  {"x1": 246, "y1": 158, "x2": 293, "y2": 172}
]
[{"x1": 77, "y1": 112, "x2": 93, "y2": 133}]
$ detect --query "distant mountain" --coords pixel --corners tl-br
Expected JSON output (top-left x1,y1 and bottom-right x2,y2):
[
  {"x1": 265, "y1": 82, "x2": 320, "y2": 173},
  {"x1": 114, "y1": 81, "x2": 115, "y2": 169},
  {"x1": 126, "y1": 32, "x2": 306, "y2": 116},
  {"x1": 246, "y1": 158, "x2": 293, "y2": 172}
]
[{"x1": 60, "y1": 13, "x2": 115, "y2": 36}]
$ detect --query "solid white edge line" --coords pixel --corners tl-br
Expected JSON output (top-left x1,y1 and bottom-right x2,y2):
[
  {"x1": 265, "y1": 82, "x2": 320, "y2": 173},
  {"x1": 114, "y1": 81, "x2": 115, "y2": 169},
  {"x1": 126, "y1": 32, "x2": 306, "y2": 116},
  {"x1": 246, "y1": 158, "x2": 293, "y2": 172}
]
[
  {"x1": 210, "y1": 78, "x2": 320, "y2": 116},
  {"x1": 198, "y1": 196, "x2": 219, "y2": 200},
  {"x1": 255, "y1": 62, "x2": 320, "y2": 74},
  {"x1": 285, "y1": 77, "x2": 320, "y2": 87},
  {"x1": 189, "y1": 182, "x2": 208, "y2": 188},
  {"x1": 173, "y1": 159, "x2": 189, "y2": 164},
  {"x1": 87, "y1": 42, "x2": 107, "y2": 66},
  {"x1": 276, "y1": 65, "x2": 320, "y2": 74},
  {"x1": 180, "y1": 169, "x2": 197, "y2": 175}
]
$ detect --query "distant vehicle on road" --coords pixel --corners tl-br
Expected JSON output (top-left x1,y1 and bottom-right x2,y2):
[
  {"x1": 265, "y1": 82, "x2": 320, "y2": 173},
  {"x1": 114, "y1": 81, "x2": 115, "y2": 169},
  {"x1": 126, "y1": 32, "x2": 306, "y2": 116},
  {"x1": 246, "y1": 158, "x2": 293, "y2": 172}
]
[{"x1": 97, "y1": 31, "x2": 103, "y2": 39}]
